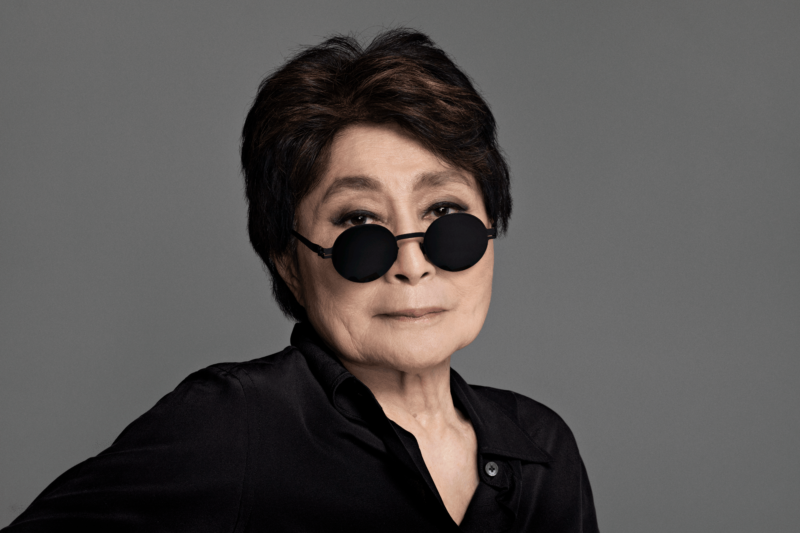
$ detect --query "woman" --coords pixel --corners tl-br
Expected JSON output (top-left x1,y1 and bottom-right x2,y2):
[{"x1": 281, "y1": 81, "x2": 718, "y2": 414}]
[{"x1": 4, "y1": 29, "x2": 599, "y2": 532}]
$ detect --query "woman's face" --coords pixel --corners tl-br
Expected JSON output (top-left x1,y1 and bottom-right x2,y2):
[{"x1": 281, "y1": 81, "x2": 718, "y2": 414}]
[{"x1": 278, "y1": 123, "x2": 494, "y2": 373}]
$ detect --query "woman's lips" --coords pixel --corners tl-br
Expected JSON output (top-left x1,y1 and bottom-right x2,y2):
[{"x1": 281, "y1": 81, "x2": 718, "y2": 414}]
[{"x1": 380, "y1": 307, "x2": 446, "y2": 318}]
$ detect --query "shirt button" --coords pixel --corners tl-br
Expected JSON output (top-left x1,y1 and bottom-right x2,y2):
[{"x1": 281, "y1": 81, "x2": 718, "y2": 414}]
[{"x1": 485, "y1": 461, "x2": 499, "y2": 477}]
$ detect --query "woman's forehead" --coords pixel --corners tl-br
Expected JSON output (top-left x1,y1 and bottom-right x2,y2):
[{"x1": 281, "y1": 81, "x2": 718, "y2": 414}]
[{"x1": 311, "y1": 124, "x2": 479, "y2": 204}]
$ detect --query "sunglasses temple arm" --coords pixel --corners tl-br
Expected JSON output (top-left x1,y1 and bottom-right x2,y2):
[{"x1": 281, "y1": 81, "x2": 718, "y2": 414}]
[{"x1": 291, "y1": 230, "x2": 333, "y2": 259}]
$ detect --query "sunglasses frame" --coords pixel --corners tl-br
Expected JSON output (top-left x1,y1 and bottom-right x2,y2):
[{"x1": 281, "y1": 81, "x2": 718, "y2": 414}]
[{"x1": 291, "y1": 213, "x2": 496, "y2": 272}]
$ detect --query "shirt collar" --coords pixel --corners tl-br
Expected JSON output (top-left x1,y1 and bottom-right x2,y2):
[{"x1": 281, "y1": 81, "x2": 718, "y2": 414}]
[
  {"x1": 289, "y1": 320, "x2": 549, "y2": 465},
  {"x1": 449, "y1": 370, "x2": 549, "y2": 464}
]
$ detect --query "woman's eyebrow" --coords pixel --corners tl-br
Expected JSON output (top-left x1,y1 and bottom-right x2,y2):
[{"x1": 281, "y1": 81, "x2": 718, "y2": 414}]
[
  {"x1": 321, "y1": 175, "x2": 382, "y2": 205},
  {"x1": 320, "y1": 171, "x2": 472, "y2": 206},
  {"x1": 412, "y1": 171, "x2": 473, "y2": 192}
]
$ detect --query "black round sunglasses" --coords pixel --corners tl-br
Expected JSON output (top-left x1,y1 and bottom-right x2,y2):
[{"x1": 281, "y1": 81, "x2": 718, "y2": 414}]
[{"x1": 292, "y1": 212, "x2": 497, "y2": 283}]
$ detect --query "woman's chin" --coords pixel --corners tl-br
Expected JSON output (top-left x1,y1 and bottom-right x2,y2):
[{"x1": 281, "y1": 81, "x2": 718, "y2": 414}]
[{"x1": 361, "y1": 329, "x2": 460, "y2": 371}]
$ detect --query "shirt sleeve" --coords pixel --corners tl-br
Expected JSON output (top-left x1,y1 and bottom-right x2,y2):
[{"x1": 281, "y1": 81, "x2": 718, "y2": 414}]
[{"x1": 3, "y1": 365, "x2": 249, "y2": 533}]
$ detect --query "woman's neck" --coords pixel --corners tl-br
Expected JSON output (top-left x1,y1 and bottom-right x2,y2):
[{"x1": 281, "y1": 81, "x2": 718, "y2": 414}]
[{"x1": 340, "y1": 356, "x2": 460, "y2": 433}]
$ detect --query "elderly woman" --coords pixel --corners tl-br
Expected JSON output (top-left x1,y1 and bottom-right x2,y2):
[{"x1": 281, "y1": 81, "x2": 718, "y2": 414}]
[{"x1": 5, "y1": 30, "x2": 599, "y2": 533}]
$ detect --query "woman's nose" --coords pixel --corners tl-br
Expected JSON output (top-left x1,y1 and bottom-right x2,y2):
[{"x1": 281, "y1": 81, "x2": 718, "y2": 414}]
[{"x1": 387, "y1": 235, "x2": 433, "y2": 284}]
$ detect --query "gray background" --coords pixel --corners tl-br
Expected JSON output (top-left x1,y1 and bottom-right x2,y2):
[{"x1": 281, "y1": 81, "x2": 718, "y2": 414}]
[{"x1": 1, "y1": 1, "x2": 798, "y2": 530}]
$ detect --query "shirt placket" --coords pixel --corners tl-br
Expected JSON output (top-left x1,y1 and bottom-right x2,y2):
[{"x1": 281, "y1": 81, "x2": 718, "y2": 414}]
[{"x1": 333, "y1": 378, "x2": 464, "y2": 531}]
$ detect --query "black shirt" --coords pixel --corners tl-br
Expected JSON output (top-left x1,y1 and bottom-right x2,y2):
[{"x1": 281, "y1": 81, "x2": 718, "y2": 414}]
[{"x1": 5, "y1": 321, "x2": 599, "y2": 532}]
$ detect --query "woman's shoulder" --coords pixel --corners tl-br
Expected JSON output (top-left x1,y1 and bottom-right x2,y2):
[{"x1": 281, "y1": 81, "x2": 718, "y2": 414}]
[
  {"x1": 2, "y1": 350, "x2": 313, "y2": 532},
  {"x1": 176, "y1": 345, "x2": 307, "y2": 394},
  {"x1": 106, "y1": 346, "x2": 309, "y2": 443},
  {"x1": 161, "y1": 344, "x2": 327, "y2": 417}
]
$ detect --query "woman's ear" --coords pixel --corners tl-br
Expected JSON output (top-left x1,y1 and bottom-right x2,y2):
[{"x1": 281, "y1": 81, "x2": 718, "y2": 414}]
[{"x1": 273, "y1": 252, "x2": 306, "y2": 307}]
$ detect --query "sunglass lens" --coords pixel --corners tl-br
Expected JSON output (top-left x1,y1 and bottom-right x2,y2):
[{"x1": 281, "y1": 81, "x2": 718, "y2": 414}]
[
  {"x1": 332, "y1": 224, "x2": 397, "y2": 282},
  {"x1": 424, "y1": 213, "x2": 489, "y2": 272}
]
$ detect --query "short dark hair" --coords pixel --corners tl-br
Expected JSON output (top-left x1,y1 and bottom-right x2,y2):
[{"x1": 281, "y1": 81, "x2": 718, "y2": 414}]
[{"x1": 241, "y1": 28, "x2": 512, "y2": 323}]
